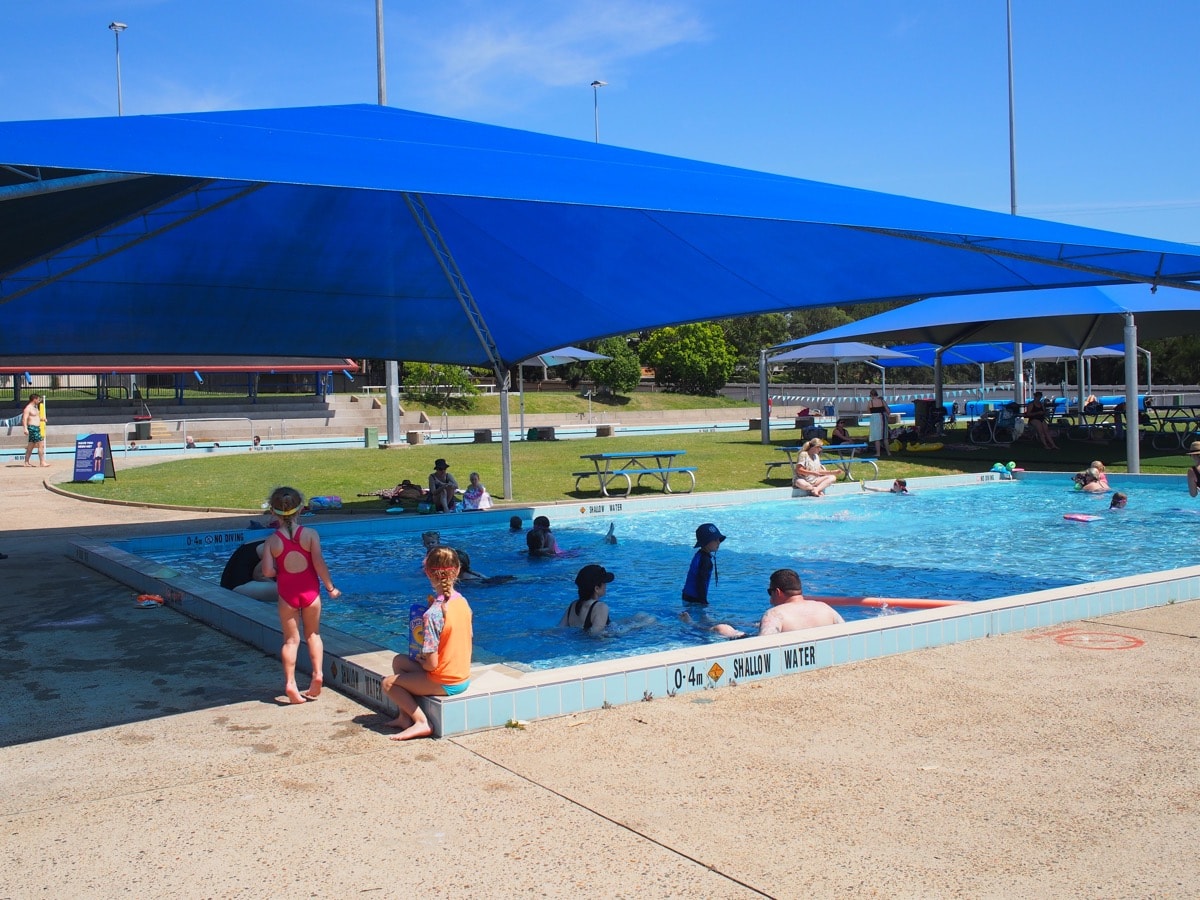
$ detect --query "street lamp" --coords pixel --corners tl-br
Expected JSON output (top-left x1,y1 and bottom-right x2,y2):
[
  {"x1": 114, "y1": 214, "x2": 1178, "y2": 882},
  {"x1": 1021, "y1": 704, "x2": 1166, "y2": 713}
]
[
  {"x1": 108, "y1": 22, "x2": 127, "y2": 116},
  {"x1": 590, "y1": 80, "x2": 607, "y2": 142}
]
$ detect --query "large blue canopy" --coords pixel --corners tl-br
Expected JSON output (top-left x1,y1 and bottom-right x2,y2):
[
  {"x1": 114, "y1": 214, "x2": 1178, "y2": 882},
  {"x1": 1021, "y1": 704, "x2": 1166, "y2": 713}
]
[
  {"x1": 773, "y1": 285, "x2": 1200, "y2": 349},
  {"x1": 2, "y1": 104, "x2": 1200, "y2": 368}
]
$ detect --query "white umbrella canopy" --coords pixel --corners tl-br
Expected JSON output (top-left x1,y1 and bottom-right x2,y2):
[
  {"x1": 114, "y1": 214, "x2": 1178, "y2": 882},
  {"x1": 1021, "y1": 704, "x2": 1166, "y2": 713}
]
[
  {"x1": 1001, "y1": 345, "x2": 1130, "y2": 403},
  {"x1": 767, "y1": 341, "x2": 918, "y2": 396},
  {"x1": 1006, "y1": 345, "x2": 1124, "y2": 362},
  {"x1": 516, "y1": 346, "x2": 612, "y2": 437},
  {"x1": 519, "y1": 346, "x2": 612, "y2": 367},
  {"x1": 768, "y1": 341, "x2": 919, "y2": 364}
]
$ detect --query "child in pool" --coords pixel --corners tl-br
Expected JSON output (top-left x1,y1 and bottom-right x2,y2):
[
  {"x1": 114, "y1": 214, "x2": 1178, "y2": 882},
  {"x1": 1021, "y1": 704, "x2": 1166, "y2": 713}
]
[
  {"x1": 260, "y1": 486, "x2": 340, "y2": 704},
  {"x1": 682, "y1": 523, "x2": 726, "y2": 604}
]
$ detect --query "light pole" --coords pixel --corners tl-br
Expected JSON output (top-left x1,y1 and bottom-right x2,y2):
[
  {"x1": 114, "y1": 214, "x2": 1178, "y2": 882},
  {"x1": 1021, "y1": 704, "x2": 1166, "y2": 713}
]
[
  {"x1": 108, "y1": 22, "x2": 127, "y2": 116},
  {"x1": 374, "y1": 0, "x2": 387, "y2": 105},
  {"x1": 590, "y1": 80, "x2": 607, "y2": 142}
]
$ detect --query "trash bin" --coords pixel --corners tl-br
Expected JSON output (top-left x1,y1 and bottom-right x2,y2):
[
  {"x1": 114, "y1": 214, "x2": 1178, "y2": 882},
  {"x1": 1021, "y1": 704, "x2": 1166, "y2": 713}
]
[
  {"x1": 823, "y1": 404, "x2": 835, "y2": 416},
  {"x1": 795, "y1": 415, "x2": 814, "y2": 430},
  {"x1": 406, "y1": 430, "x2": 426, "y2": 445},
  {"x1": 595, "y1": 424, "x2": 614, "y2": 437},
  {"x1": 134, "y1": 421, "x2": 151, "y2": 441},
  {"x1": 363, "y1": 426, "x2": 379, "y2": 449},
  {"x1": 473, "y1": 428, "x2": 493, "y2": 443},
  {"x1": 526, "y1": 427, "x2": 540, "y2": 441}
]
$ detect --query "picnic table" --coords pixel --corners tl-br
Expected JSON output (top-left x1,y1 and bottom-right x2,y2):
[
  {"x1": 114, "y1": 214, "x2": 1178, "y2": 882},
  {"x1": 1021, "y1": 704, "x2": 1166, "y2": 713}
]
[
  {"x1": 766, "y1": 443, "x2": 879, "y2": 483},
  {"x1": 575, "y1": 450, "x2": 697, "y2": 497},
  {"x1": 1142, "y1": 406, "x2": 1200, "y2": 450},
  {"x1": 1060, "y1": 409, "x2": 1118, "y2": 442}
]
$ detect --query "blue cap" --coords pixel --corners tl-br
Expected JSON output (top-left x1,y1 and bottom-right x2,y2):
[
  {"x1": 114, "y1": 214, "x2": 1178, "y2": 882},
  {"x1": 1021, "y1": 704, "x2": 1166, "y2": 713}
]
[{"x1": 694, "y1": 523, "x2": 727, "y2": 547}]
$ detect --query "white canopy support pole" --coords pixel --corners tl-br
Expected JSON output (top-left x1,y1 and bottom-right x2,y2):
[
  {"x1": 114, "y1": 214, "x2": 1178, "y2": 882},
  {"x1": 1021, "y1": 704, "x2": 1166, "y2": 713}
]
[
  {"x1": 1125, "y1": 314, "x2": 1140, "y2": 473},
  {"x1": 385, "y1": 361, "x2": 401, "y2": 446},
  {"x1": 497, "y1": 366, "x2": 512, "y2": 490},
  {"x1": 1012, "y1": 343, "x2": 1024, "y2": 407},
  {"x1": 518, "y1": 365, "x2": 525, "y2": 440},
  {"x1": 759, "y1": 349, "x2": 771, "y2": 444},
  {"x1": 405, "y1": 191, "x2": 514, "y2": 497},
  {"x1": 865, "y1": 361, "x2": 885, "y2": 397},
  {"x1": 933, "y1": 349, "x2": 944, "y2": 409}
]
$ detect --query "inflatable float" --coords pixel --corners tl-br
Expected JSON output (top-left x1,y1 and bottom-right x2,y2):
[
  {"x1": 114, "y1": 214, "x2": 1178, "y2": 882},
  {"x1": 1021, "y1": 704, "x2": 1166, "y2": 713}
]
[
  {"x1": 134, "y1": 593, "x2": 164, "y2": 608},
  {"x1": 809, "y1": 595, "x2": 966, "y2": 609},
  {"x1": 903, "y1": 442, "x2": 944, "y2": 453},
  {"x1": 1063, "y1": 513, "x2": 1102, "y2": 523}
]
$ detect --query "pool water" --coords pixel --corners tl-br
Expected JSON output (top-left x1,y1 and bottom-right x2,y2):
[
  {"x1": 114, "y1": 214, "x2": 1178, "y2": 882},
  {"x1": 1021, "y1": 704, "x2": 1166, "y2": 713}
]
[{"x1": 146, "y1": 477, "x2": 1186, "y2": 670}]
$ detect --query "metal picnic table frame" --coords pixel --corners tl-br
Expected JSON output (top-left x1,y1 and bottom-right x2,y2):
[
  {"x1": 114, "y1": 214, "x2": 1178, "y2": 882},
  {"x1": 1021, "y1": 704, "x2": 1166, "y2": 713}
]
[
  {"x1": 1142, "y1": 406, "x2": 1200, "y2": 450},
  {"x1": 575, "y1": 450, "x2": 696, "y2": 497},
  {"x1": 771, "y1": 443, "x2": 879, "y2": 482}
]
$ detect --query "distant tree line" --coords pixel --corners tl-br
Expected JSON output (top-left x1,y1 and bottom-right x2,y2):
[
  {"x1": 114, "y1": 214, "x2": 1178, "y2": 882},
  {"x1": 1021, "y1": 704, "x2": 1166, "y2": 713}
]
[{"x1": 356, "y1": 306, "x2": 1200, "y2": 402}]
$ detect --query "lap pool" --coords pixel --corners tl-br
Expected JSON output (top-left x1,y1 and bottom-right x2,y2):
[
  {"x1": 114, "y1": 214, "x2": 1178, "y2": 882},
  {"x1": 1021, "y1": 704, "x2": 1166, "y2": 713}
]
[{"x1": 132, "y1": 472, "x2": 1189, "y2": 670}]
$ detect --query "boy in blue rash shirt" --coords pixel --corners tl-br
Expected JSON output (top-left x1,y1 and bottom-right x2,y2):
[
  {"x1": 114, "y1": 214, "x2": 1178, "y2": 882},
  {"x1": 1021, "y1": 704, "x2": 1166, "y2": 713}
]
[{"x1": 682, "y1": 523, "x2": 726, "y2": 604}]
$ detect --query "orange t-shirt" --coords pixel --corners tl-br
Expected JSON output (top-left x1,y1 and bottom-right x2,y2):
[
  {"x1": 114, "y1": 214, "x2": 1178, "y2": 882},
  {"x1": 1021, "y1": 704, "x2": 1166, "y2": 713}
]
[{"x1": 424, "y1": 592, "x2": 473, "y2": 686}]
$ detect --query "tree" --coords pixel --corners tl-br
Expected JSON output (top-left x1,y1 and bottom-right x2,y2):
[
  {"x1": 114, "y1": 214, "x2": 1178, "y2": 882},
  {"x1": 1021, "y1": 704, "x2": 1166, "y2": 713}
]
[
  {"x1": 720, "y1": 313, "x2": 791, "y2": 373},
  {"x1": 640, "y1": 323, "x2": 737, "y2": 396},
  {"x1": 589, "y1": 337, "x2": 642, "y2": 396},
  {"x1": 400, "y1": 363, "x2": 480, "y2": 410}
]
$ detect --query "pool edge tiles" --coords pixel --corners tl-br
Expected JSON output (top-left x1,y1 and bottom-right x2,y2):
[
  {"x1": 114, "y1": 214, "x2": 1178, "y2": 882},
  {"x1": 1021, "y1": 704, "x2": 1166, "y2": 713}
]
[{"x1": 72, "y1": 476, "x2": 1200, "y2": 737}]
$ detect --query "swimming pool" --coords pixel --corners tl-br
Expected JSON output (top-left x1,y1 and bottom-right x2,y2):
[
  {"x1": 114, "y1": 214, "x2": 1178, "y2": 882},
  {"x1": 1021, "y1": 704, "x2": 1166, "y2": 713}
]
[{"x1": 137, "y1": 474, "x2": 1186, "y2": 671}]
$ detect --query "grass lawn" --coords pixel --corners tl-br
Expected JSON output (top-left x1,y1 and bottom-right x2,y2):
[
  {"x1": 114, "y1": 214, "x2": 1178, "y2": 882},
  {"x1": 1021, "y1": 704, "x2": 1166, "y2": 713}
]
[{"x1": 63, "y1": 424, "x2": 1195, "y2": 512}]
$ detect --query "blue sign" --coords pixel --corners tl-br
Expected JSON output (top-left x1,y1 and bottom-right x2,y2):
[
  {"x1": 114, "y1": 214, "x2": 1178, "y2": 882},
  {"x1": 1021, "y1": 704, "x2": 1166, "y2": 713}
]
[{"x1": 73, "y1": 433, "x2": 115, "y2": 482}]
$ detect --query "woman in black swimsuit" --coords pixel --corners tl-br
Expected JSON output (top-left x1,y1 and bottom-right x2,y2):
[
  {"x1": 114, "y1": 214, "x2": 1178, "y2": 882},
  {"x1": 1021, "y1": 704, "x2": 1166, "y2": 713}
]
[{"x1": 1025, "y1": 391, "x2": 1059, "y2": 450}]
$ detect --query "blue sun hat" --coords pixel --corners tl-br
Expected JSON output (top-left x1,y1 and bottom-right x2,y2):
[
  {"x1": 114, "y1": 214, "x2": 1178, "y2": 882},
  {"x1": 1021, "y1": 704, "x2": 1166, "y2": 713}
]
[{"x1": 694, "y1": 523, "x2": 727, "y2": 547}]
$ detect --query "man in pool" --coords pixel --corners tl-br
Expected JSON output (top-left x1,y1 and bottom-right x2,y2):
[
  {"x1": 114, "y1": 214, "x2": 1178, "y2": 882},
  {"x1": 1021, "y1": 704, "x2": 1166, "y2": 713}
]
[
  {"x1": 689, "y1": 568, "x2": 842, "y2": 638},
  {"x1": 758, "y1": 569, "x2": 844, "y2": 633}
]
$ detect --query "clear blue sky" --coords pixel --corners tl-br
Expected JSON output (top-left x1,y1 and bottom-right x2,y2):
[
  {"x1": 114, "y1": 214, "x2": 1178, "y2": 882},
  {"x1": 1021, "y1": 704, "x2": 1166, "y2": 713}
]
[{"x1": 4, "y1": 1, "x2": 1199, "y2": 244}]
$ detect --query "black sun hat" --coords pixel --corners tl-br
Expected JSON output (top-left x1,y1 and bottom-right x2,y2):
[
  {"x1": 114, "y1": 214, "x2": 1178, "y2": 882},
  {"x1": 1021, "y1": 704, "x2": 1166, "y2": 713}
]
[{"x1": 574, "y1": 564, "x2": 615, "y2": 591}]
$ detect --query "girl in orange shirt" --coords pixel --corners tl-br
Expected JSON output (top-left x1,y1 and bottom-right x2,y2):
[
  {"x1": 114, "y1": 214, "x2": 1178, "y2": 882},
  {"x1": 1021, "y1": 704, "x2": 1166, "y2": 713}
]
[{"x1": 382, "y1": 546, "x2": 473, "y2": 741}]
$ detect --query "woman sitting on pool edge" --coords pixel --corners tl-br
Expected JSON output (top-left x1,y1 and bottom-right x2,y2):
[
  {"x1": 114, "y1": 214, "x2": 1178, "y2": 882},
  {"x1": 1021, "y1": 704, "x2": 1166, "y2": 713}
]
[{"x1": 792, "y1": 438, "x2": 838, "y2": 497}]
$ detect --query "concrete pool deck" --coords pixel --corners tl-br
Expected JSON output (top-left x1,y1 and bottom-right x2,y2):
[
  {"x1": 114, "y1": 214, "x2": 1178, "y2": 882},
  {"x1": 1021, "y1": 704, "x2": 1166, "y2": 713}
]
[{"x1": 3, "y1": 457, "x2": 1198, "y2": 897}]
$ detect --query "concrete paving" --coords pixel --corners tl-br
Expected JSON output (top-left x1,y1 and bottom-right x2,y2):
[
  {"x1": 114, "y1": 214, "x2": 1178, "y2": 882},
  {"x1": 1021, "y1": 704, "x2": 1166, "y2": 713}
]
[{"x1": 2, "y1": 456, "x2": 1198, "y2": 898}]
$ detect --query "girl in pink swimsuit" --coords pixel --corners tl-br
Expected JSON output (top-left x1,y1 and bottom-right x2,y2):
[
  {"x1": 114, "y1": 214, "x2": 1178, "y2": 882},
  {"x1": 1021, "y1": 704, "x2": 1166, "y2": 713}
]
[{"x1": 261, "y1": 486, "x2": 341, "y2": 704}]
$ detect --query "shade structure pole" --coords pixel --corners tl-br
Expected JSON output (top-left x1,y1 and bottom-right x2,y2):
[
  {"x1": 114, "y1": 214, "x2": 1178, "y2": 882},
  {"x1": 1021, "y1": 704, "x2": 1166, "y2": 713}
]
[
  {"x1": 385, "y1": 361, "x2": 400, "y2": 446},
  {"x1": 759, "y1": 349, "x2": 770, "y2": 444},
  {"x1": 518, "y1": 365, "x2": 525, "y2": 439},
  {"x1": 1012, "y1": 343, "x2": 1024, "y2": 410},
  {"x1": 497, "y1": 367, "x2": 512, "y2": 490},
  {"x1": 404, "y1": 192, "x2": 513, "y2": 497},
  {"x1": 1125, "y1": 314, "x2": 1140, "y2": 473},
  {"x1": 933, "y1": 349, "x2": 944, "y2": 409},
  {"x1": 1077, "y1": 352, "x2": 1086, "y2": 423},
  {"x1": 865, "y1": 361, "x2": 885, "y2": 396}
]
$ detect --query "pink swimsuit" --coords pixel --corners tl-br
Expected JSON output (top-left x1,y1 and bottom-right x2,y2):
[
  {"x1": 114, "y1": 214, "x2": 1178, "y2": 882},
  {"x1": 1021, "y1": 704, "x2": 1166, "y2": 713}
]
[{"x1": 273, "y1": 526, "x2": 319, "y2": 609}]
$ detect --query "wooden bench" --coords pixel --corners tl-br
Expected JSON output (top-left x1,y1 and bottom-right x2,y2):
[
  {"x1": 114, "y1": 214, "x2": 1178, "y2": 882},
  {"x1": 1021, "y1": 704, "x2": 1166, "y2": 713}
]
[{"x1": 573, "y1": 466, "x2": 697, "y2": 497}]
